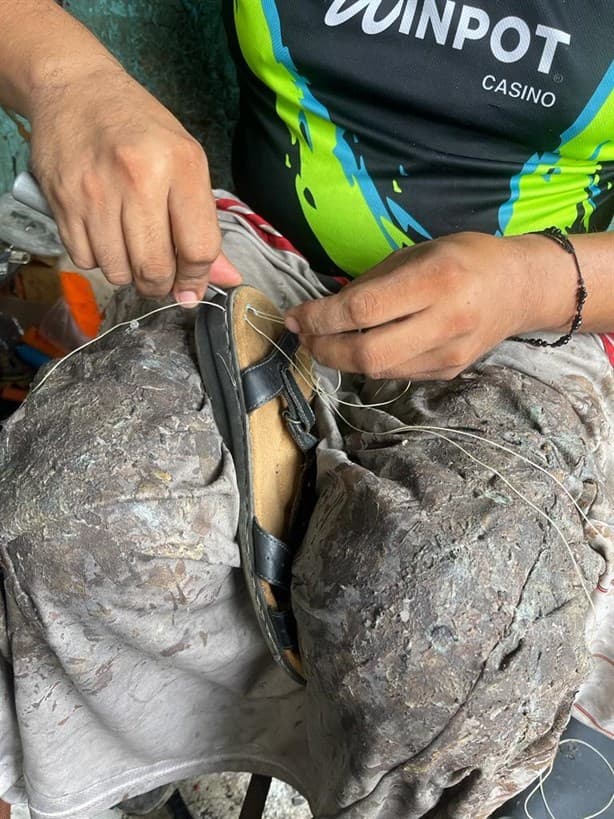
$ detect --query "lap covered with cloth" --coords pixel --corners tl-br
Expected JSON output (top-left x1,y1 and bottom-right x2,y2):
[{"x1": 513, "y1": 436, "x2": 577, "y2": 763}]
[{"x1": 0, "y1": 195, "x2": 612, "y2": 819}]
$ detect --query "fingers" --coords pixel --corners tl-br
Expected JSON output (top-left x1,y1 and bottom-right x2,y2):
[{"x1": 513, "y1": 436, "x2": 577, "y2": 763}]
[
  {"x1": 168, "y1": 158, "x2": 220, "y2": 302},
  {"x1": 54, "y1": 214, "x2": 97, "y2": 272},
  {"x1": 30, "y1": 72, "x2": 241, "y2": 302},
  {"x1": 371, "y1": 344, "x2": 476, "y2": 381},
  {"x1": 299, "y1": 311, "x2": 437, "y2": 375},
  {"x1": 59, "y1": 187, "x2": 236, "y2": 302},
  {"x1": 121, "y1": 198, "x2": 175, "y2": 297},
  {"x1": 58, "y1": 197, "x2": 135, "y2": 287},
  {"x1": 209, "y1": 251, "x2": 242, "y2": 288},
  {"x1": 54, "y1": 194, "x2": 176, "y2": 295},
  {"x1": 52, "y1": 179, "x2": 236, "y2": 302},
  {"x1": 298, "y1": 310, "x2": 477, "y2": 381},
  {"x1": 89, "y1": 221, "x2": 134, "y2": 288},
  {"x1": 285, "y1": 262, "x2": 432, "y2": 336},
  {"x1": 41, "y1": 141, "x2": 234, "y2": 301}
]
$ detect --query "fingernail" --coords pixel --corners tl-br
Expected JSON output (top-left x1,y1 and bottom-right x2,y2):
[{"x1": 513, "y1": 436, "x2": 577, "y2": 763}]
[
  {"x1": 176, "y1": 290, "x2": 199, "y2": 307},
  {"x1": 285, "y1": 315, "x2": 301, "y2": 334}
]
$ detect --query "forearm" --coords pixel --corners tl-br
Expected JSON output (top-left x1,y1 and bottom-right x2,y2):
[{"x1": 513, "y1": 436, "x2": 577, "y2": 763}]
[
  {"x1": 0, "y1": 1, "x2": 238, "y2": 301},
  {"x1": 0, "y1": 0, "x2": 122, "y2": 119},
  {"x1": 510, "y1": 230, "x2": 614, "y2": 335}
]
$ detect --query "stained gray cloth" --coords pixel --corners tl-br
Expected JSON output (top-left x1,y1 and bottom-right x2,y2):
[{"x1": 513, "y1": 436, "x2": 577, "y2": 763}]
[
  {"x1": 1, "y1": 203, "x2": 612, "y2": 819},
  {"x1": 295, "y1": 362, "x2": 611, "y2": 817}
]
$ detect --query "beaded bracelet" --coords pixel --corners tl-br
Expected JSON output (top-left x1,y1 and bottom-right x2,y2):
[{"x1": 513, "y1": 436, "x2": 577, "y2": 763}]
[{"x1": 510, "y1": 226, "x2": 588, "y2": 348}]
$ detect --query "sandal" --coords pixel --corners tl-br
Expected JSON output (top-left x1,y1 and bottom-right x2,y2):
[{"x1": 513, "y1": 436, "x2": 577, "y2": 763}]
[{"x1": 195, "y1": 286, "x2": 318, "y2": 684}]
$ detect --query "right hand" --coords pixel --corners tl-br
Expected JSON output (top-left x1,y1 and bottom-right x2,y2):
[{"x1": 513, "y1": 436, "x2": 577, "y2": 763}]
[{"x1": 30, "y1": 66, "x2": 241, "y2": 302}]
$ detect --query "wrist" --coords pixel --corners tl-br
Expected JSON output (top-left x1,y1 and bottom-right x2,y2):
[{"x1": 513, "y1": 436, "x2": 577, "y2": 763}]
[
  {"x1": 0, "y1": 0, "x2": 124, "y2": 120},
  {"x1": 29, "y1": 58, "x2": 126, "y2": 123},
  {"x1": 504, "y1": 233, "x2": 579, "y2": 335}
]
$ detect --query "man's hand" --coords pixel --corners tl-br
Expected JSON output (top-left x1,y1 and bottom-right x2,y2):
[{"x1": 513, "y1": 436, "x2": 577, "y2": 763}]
[
  {"x1": 285, "y1": 232, "x2": 576, "y2": 380},
  {"x1": 30, "y1": 66, "x2": 241, "y2": 302}
]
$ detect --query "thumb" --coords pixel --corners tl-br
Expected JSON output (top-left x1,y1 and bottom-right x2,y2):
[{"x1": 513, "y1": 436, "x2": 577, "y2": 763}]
[{"x1": 209, "y1": 251, "x2": 242, "y2": 287}]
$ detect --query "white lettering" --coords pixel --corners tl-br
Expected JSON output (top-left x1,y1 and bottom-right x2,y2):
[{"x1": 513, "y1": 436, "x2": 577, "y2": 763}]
[
  {"x1": 481, "y1": 74, "x2": 558, "y2": 108},
  {"x1": 324, "y1": 2, "x2": 571, "y2": 75},
  {"x1": 453, "y1": 5, "x2": 490, "y2": 50},
  {"x1": 399, "y1": 0, "x2": 418, "y2": 35},
  {"x1": 415, "y1": 0, "x2": 456, "y2": 45},
  {"x1": 324, "y1": 0, "x2": 373, "y2": 27},
  {"x1": 490, "y1": 16, "x2": 531, "y2": 64},
  {"x1": 535, "y1": 24, "x2": 571, "y2": 73},
  {"x1": 362, "y1": 0, "x2": 405, "y2": 34},
  {"x1": 508, "y1": 81, "x2": 522, "y2": 98},
  {"x1": 541, "y1": 91, "x2": 556, "y2": 107}
]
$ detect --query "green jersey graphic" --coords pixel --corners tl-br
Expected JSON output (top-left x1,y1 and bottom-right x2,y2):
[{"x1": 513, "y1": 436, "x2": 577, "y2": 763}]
[{"x1": 226, "y1": 1, "x2": 614, "y2": 276}]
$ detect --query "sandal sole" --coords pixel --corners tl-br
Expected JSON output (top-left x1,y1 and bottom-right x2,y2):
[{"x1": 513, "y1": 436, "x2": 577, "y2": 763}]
[{"x1": 195, "y1": 286, "x2": 309, "y2": 684}]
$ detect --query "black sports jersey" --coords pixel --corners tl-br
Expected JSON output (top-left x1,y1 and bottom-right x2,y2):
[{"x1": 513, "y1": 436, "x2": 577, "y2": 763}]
[{"x1": 224, "y1": 1, "x2": 614, "y2": 276}]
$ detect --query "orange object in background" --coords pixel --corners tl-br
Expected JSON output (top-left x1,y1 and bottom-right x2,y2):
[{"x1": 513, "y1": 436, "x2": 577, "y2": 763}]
[
  {"x1": 1, "y1": 385, "x2": 28, "y2": 403},
  {"x1": 59, "y1": 271, "x2": 102, "y2": 339},
  {"x1": 21, "y1": 327, "x2": 67, "y2": 359}
]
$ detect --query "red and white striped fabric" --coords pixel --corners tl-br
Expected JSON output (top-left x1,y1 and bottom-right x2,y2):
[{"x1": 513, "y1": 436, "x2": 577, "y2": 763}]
[
  {"x1": 601, "y1": 333, "x2": 614, "y2": 365},
  {"x1": 216, "y1": 195, "x2": 302, "y2": 257}
]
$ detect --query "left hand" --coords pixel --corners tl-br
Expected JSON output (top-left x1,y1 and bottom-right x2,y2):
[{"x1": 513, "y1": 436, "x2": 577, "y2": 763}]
[{"x1": 285, "y1": 232, "x2": 566, "y2": 381}]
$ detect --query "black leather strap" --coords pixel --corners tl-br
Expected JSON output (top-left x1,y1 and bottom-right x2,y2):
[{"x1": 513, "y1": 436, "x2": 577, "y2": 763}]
[
  {"x1": 241, "y1": 330, "x2": 318, "y2": 453},
  {"x1": 241, "y1": 331, "x2": 299, "y2": 412},
  {"x1": 253, "y1": 518, "x2": 293, "y2": 590},
  {"x1": 281, "y1": 369, "x2": 318, "y2": 451},
  {"x1": 268, "y1": 608, "x2": 298, "y2": 650}
]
